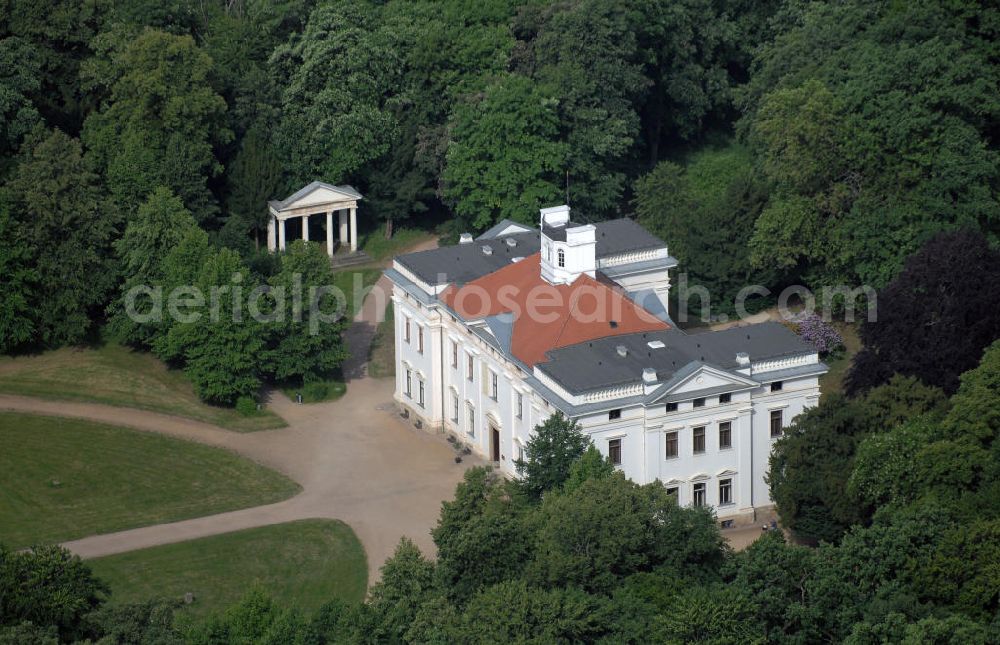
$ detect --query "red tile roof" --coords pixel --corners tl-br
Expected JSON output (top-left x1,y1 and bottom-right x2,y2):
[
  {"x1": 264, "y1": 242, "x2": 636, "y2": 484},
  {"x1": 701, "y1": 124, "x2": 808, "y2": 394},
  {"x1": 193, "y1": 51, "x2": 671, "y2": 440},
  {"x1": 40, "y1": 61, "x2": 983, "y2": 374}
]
[{"x1": 440, "y1": 254, "x2": 669, "y2": 367}]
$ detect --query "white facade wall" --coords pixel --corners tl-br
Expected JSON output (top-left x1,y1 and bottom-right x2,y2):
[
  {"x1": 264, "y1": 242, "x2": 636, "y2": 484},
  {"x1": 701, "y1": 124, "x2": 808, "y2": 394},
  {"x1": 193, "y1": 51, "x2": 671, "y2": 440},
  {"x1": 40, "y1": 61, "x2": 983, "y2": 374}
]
[
  {"x1": 393, "y1": 286, "x2": 545, "y2": 475},
  {"x1": 390, "y1": 262, "x2": 821, "y2": 524}
]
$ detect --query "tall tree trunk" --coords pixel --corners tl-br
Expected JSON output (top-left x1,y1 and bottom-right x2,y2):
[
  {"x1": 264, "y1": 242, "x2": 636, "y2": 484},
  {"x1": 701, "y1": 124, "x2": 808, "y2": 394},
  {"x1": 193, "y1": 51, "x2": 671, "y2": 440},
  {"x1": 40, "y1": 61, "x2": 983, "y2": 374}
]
[{"x1": 385, "y1": 217, "x2": 394, "y2": 240}]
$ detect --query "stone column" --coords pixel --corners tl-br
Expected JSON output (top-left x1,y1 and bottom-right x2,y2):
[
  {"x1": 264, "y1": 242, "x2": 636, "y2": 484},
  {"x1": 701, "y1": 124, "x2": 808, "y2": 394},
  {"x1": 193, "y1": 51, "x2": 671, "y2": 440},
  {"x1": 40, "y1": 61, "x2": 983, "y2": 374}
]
[
  {"x1": 326, "y1": 212, "x2": 334, "y2": 257},
  {"x1": 267, "y1": 216, "x2": 276, "y2": 252},
  {"x1": 278, "y1": 217, "x2": 286, "y2": 250},
  {"x1": 302, "y1": 214, "x2": 309, "y2": 241},
  {"x1": 350, "y1": 206, "x2": 358, "y2": 252},
  {"x1": 339, "y1": 210, "x2": 348, "y2": 247}
]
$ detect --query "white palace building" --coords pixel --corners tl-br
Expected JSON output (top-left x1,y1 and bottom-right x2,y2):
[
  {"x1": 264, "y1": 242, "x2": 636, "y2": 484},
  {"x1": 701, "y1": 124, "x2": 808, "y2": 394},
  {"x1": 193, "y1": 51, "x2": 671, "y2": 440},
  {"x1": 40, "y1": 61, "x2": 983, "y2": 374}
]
[{"x1": 385, "y1": 205, "x2": 826, "y2": 524}]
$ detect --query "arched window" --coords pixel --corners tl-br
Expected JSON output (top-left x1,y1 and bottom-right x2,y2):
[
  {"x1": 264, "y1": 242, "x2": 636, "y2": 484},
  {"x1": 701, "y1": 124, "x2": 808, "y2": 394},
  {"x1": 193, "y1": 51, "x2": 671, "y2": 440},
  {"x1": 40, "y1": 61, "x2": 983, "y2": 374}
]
[{"x1": 557, "y1": 248, "x2": 565, "y2": 268}]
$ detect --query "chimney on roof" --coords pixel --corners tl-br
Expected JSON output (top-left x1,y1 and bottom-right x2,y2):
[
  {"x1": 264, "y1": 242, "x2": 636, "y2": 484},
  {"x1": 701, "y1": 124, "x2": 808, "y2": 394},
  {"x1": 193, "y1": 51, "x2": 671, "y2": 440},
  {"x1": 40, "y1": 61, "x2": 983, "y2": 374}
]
[
  {"x1": 459, "y1": 233, "x2": 473, "y2": 244},
  {"x1": 616, "y1": 345, "x2": 628, "y2": 357},
  {"x1": 540, "y1": 204, "x2": 571, "y2": 228},
  {"x1": 642, "y1": 367, "x2": 659, "y2": 394},
  {"x1": 736, "y1": 352, "x2": 750, "y2": 368}
]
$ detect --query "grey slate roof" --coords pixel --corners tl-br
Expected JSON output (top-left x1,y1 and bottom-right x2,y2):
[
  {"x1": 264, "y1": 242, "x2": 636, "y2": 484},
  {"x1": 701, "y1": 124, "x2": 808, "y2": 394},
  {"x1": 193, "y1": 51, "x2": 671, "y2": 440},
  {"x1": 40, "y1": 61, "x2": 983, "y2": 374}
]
[
  {"x1": 536, "y1": 322, "x2": 815, "y2": 393},
  {"x1": 541, "y1": 222, "x2": 586, "y2": 241},
  {"x1": 485, "y1": 313, "x2": 514, "y2": 356},
  {"x1": 395, "y1": 231, "x2": 540, "y2": 285},
  {"x1": 395, "y1": 218, "x2": 667, "y2": 286},
  {"x1": 269, "y1": 181, "x2": 363, "y2": 211},
  {"x1": 477, "y1": 219, "x2": 534, "y2": 240},
  {"x1": 593, "y1": 219, "x2": 666, "y2": 256}
]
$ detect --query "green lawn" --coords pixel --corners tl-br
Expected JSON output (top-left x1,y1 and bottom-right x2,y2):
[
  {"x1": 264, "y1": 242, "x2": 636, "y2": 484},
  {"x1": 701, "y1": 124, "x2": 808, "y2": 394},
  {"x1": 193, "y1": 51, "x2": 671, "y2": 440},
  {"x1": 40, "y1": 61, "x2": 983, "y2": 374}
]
[
  {"x1": 819, "y1": 322, "x2": 861, "y2": 394},
  {"x1": 360, "y1": 227, "x2": 433, "y2": 262},
  {"x1": 0, "y1": 412, "x2": 300, "y2": 548},
  {"x1": 331, "y1": 267, "x2": 383, "y2": 319},
  {"x1": 89, "y1": 520, "x2": 367, "y2": 620},
  {"x1": 368, "y1": 302, "x2": 395, "y2": 379},
  {"x1": 0, "y1": 343, "x2": 285, "y2": 432}
]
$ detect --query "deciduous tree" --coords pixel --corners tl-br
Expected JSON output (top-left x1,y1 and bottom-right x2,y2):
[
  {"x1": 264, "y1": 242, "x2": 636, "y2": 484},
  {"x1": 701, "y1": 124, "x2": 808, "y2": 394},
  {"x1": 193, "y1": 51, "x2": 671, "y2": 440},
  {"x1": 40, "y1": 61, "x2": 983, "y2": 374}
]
[
  {"x1": 846, "y1": 230, "x2": 1000, "y2": 396},
  {"x1": 514, "y1": 413, "x2": 589, "y2": 499},
  {"x1": 4, "y1": 128, "x2": 117, "y2": 347},
  {"x1": 443, "y1": 74, "x2": 566, "y2": 230}
]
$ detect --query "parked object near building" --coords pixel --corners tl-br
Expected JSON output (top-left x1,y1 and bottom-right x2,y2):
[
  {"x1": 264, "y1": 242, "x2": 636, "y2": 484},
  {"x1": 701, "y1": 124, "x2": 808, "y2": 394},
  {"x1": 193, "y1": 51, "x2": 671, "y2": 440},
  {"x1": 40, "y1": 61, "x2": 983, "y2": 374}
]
[{"x1": 385, "y1": 205, "x2": 825, "y2": 525}]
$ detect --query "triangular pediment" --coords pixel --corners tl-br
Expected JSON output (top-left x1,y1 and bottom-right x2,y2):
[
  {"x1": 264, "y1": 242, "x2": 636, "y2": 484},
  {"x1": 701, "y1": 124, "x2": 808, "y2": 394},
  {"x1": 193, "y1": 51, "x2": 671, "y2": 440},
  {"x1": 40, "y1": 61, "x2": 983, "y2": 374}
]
[
  {"x1": 651, "y1": 362, "x2": 756, "y2": 403},
  {"x1": 272, "y1": 181, "x2": 362, "y2": 212}
]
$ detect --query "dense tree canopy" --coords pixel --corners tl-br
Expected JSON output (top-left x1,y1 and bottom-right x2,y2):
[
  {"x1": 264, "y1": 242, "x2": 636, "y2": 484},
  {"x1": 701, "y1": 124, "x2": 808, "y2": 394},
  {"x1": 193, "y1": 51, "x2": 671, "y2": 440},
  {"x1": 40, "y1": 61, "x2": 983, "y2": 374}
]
[
  {"x1": 514, "y1": 412, "x2": 590, "y2": 499},
  {"x1": 1, "y1": 0, "x2": 994, "y2": 367},
  {"x1": 846, "y1": 229, "x2": 1000, "y2": 396},
  {"x1": 768, "y1": 376, "x2": 948, "y2": 543},
  {"x1": 740, "y1": 0, "x2": 1000, "y2": 288},
  {"x1": 82, "y1": 28, "x2": 230, "y2": 224},
  {"x1": 4, "y1": 128, "x2": 117, "y2": 348}
]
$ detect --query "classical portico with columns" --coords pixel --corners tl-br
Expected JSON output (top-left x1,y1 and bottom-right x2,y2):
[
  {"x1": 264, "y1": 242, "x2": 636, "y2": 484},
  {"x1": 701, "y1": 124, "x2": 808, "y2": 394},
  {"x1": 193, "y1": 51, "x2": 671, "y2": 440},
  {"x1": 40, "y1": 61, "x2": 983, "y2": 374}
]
[{"x1": 267, "y1": 181, "x2": 362, "y2": 256}]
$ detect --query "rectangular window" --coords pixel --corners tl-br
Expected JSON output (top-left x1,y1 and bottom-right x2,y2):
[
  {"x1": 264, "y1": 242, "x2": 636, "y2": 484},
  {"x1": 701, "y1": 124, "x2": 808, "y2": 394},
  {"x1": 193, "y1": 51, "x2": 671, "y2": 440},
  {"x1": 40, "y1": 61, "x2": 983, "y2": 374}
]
[
  {"x1": 719, "y1": 478, "x2": 732, "y2": 505},
  {"x1": 452, "y1": 392, "x2": 459, "y2": 422},
  {"x1": 418, "y1": 380, "x2": 425, "y2": 407},
  {"x1": 516, "y1": 392, "x2": 523, "y2": 419},
  {"x1": 693, "y1": 397, "x2": 706, "y2": 408},
  {"x1": 693, "y1": 483, "x2": 706, "y2": 507},
  {"x1": 451, "y1": 341, "x2": 458, "y2": 368},
  {"x1": 467, "y1": 354, "x2": 474, "y2": 381},
  {"x1": 665, "y1": 402, "x2": 678, "y2": 413},
  {"x1": 417, "y1": 326, "x2": 424, "y2": 354},
  {"x1": 490, "y1": 372, "x2": 498, "y2": 400},
  {"x1": 665, "y1": 431, "x2": 678, "y2": 458},
  {"x1": 608, "y1": 438, "x2": 622, "y2": 466},
  {"x1": 666, "y1": 486, "x2": 678, "y2": 503},
  {"x1": 404, "y1": 317, "x2": 411, "y2": 343},
  {"x1": 770, "y1": 381, "x2": 783, "y2": 392},
  {"x1": 770, "y1": 409, "x2": 783, "y2": 437},
  {"x1": 467, "y1": 404, "x2": 475, "y2": 436},
  {"x1": 609, "y1": 408, "x2": 621, "y2": 420},
  {"x1": 719, "y1": 393, "x2": 731, "y2": 404},
  {"x1": 719, "y1": 421, "x2": 732, "y2": 449},
  {"x1": 692, "y1": 426, "x2": 706, "y2": 454},
  {"x1": 404, "y1": 368, "x2": 412, "y2": 397}
]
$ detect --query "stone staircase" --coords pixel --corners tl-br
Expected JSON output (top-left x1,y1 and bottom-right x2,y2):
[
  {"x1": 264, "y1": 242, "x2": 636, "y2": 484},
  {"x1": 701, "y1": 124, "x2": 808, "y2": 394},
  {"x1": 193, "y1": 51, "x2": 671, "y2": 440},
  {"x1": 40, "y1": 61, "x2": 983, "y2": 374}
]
[{"x1": 330, "y1": 250, "x2": 372, "y2": 269}]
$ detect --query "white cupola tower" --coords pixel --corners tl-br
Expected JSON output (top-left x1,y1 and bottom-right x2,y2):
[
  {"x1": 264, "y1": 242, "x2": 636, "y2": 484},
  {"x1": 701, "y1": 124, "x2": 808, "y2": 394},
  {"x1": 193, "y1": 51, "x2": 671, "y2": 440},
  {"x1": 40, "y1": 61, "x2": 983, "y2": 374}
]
[{"x1": 539, "y1": 204, "x2": 596, "y2": 285}]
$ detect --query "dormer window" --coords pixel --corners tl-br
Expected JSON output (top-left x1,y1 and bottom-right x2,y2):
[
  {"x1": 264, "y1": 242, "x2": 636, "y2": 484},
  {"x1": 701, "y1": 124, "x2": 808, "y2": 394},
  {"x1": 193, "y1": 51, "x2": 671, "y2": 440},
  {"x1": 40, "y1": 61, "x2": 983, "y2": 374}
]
[{"x1": 557, "y1": 248, "x2": 565, "y2": 267}]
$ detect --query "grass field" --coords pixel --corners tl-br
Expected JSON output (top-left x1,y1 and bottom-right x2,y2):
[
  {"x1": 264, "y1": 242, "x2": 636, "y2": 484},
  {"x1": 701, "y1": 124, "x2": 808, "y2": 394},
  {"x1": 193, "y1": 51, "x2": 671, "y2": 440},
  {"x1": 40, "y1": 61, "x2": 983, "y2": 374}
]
[
  {"x1": 331, "y1": 267, "x2": 383, "y2": 319},
  {"x1": 360, "y1": 227, "x2": 434, "y2": 262},
  {"x1": 0, "y1": 412, "x2": 300, "y2": 548},
  {"x1": 368, "y1": 302, "x2": 395, "y2": 379},
  {"x1": 89, "y1": 520, "x2": 367, "y2": 620},
  {"x1": 819, "y1": 322, "x2": 862, "y2": 394},
  {"x1": 0, "y1": 343, "x2": 285, "y2": 431}
]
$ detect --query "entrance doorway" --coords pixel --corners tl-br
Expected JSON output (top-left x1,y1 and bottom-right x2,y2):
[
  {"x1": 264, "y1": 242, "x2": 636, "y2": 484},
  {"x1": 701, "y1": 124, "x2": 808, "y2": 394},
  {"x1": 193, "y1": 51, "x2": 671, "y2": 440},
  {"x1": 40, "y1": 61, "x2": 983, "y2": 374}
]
[{"x1": 490, "y1": 426, "x2": 500, "y2": 462}]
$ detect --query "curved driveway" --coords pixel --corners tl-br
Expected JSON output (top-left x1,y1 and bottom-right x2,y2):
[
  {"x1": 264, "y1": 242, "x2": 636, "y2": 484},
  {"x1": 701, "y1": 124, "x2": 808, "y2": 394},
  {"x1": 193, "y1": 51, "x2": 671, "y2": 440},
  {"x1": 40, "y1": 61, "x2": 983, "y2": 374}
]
[{"x1": 0, "y1": 241, "x2": 482, "y2": 584}]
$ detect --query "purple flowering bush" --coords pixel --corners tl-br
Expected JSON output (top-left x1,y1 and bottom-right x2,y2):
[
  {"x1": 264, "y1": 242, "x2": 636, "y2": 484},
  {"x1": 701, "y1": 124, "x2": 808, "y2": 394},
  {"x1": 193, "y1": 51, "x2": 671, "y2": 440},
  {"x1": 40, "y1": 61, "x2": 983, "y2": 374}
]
[{"x1": 793, "y1": 314, "x2": 844, "y2": 356}]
